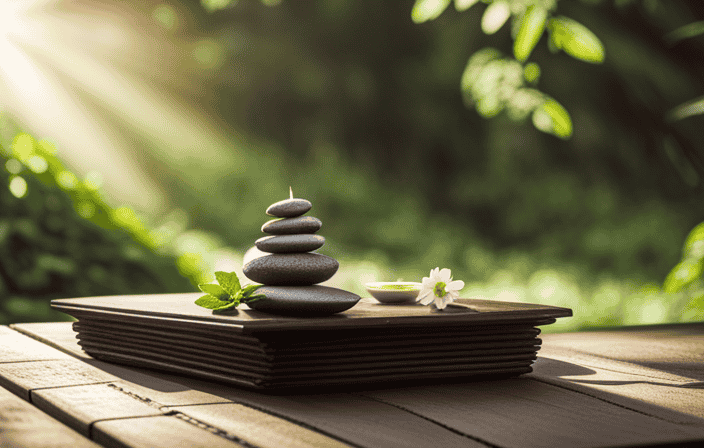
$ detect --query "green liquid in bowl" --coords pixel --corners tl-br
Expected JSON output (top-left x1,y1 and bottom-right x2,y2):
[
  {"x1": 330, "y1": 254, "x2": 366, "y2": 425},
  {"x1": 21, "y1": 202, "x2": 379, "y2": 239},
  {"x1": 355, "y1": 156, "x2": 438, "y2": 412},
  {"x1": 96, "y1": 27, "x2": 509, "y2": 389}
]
[{"x1": 377, "y1": 284, "x2": 419, "y2": 291}]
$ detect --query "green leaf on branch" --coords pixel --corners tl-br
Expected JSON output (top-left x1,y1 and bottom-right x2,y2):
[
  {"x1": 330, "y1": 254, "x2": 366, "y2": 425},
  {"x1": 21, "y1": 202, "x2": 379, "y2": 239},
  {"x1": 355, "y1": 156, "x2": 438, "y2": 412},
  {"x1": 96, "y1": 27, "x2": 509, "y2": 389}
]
[
  {"x1": 668, "y1": 95, "x2": 704, "y2": 122},
  {"x1": 454, "y1": 0, "x2": 480, "y2": 12},
  {"x1": 215, "y1": 271, "x2": 241, "y2": 295},
  {"x1": 411, "y1": 0, "x2": 451, "y2": 24},
  {"x1": 665, "y1": 21, "x2": 704, "y2": 44},
  {"x1": 532, "y1": 99, "x2": 572, "y2": 139},
  {"x1": 548, "y1": 17, "x2": 605, "y2": 64},
  {"x1": 514, "y1": 5, "x2": 547, "y2": 62},
  {"x1": 481, "y1": 1, "x2": 510, "y2": 35},
  {"x1": 684, "y1": 222, "x2": 704, "y2": 259},
  {"x1": 664, "y1": 260, "x2": 703, "y2": 293}
]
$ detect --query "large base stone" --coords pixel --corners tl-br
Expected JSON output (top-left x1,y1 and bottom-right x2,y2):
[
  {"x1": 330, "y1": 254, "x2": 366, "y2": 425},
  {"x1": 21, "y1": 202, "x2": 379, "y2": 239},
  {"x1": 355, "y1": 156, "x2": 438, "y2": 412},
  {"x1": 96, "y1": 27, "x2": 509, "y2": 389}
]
[{"x1": 246, "y1": 285, "x2": 361, "y2": 316}]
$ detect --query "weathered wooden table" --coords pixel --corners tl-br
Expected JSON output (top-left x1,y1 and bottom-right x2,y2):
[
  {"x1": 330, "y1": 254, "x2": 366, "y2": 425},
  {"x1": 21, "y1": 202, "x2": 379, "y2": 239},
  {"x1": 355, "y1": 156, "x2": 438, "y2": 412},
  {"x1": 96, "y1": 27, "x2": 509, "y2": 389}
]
[{"x1": 1, "y1": 322, "x2": 703, "y2": 447}]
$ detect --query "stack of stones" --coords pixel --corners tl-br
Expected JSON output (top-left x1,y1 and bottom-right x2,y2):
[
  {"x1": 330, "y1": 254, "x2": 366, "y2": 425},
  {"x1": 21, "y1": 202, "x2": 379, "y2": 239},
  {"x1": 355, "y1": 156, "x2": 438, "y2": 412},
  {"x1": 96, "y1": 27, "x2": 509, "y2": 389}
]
[{"x1": 243, "y1": 190, "x2": 360, "y2": 316}]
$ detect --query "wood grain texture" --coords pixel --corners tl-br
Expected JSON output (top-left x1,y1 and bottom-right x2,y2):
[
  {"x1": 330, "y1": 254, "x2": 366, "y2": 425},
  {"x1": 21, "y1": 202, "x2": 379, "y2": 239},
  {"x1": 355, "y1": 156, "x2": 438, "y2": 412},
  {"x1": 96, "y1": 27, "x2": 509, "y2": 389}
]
[
  {"x1": 0, "y1": 385, "x2": 100, "y2": 448},
  {"x1": 532, "y1": 332, "x2": 704, "y2": 423},
  {"x1": 170, "y1": 403, "x2": 353, "y2": 448},
  {"x1": 360, "y1": 378, "x2": 704, "y2": 448},
  {"x1": 12, "y1": 320, "x2": 704, "y2": 448},
  {"x1": 540, "y1": 325, "x2": 704, "y2": 379},
  {"x1": 179, "y1": 390, "x2": 488, "y2": 448},
  {"x1": 93, "y1": 415, "x2": 242, "y2": 448},
  {"x1": 0, "y1": 359, "x2": 117, "y2": 400},
  {"x1": 0, "y1": 325, "x2": 71, "y2": 363},
  {"x1": 32, "y1": 382, "x2": 165, "y2": 436},
  {"x1": 11, "y1": 322, "x2": 91, "y2": 359}
]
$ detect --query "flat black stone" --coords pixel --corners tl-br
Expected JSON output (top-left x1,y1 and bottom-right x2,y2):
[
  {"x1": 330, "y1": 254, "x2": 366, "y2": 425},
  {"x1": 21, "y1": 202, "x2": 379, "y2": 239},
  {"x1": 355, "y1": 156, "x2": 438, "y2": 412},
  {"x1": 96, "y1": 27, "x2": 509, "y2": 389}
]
[
  {"x1": 255, "y1": 235, "x2": 325, "y2": 254},
  {"x1": 261, "y1": 216, "x2": 322, "y2": 235},
  {"x1": 246, "y1": 285, "x2": 360, "y2": 316},
  {"x1": 266, "y1": 198, "x2": 312, "y2": 218},
  {"x1": 243, "y1": 253, "x2": 338, "y2": 285}
]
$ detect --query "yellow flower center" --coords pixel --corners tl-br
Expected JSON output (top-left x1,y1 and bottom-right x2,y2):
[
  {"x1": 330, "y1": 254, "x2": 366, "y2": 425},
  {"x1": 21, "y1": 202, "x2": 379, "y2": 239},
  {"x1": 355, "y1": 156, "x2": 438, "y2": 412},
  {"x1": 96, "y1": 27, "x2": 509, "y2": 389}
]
[{"x1": 434, "y1": 281, "x2": 447, "y2": 297}]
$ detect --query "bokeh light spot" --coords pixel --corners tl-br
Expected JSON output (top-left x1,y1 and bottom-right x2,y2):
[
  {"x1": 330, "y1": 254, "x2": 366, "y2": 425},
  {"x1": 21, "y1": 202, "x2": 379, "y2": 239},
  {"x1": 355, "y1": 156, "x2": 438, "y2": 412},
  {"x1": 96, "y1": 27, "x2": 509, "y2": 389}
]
[
  {"x1": 84, "y1": 171, "x2": 103, "y2": 190},
  {"x1": 192, "y1": 39, "x2": 224, "y2": 69},
  {"x1": 27, "y1": 155, "x2": 48, "y2": 173},
  {"x1": 5, "y1": 158, "x2": 22, "y2": 174},
  {"x1": 77, "y1": 201, "x2": 96, "y2": 219},
  {"x1": 12, "y1": 133, "x2": 34, "y2": 160},
  {"x1": 56, "y1": 171, "x2": 78, "y2": 190},
  {"x1": 9, "y1": 176, "x2": 27, "y2": 198},
  {"x1": 152, "y1": 4, "x2": 178, "y2": 30}
]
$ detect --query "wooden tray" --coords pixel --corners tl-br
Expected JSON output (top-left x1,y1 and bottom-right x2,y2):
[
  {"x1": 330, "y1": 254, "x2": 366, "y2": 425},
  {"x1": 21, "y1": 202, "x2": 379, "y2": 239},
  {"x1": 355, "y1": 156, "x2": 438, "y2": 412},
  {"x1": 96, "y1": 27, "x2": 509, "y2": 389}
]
[{"x1": 52, "y1": 294, "x2": 571, "y2": 391}]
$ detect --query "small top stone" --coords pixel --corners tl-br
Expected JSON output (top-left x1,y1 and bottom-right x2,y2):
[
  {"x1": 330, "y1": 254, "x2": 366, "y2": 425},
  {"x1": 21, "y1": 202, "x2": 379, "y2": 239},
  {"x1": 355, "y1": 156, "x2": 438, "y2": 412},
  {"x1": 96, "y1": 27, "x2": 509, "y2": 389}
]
[
  {"x1": 266, "y1": 198, "x2": 311, "y2": 218},
  {"x1": 266, "y1": 188, "x2": 312, "y2": 218}
]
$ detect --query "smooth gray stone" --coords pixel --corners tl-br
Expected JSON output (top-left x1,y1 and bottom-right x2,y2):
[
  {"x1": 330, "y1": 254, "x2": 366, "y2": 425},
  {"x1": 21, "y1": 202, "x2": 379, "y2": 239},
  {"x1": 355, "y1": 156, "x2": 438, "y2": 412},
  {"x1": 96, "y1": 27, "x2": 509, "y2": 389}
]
[
  {"x1": 261, "y1": 216, "x2": 322, "y2": 235},
  {"x1": 243, "y1": 253, "x2": 338, "y2": 285},
  {"x1": 246, "y1": 285, "x2": 360, "y2": 316},
  {"x1": 255, "y1": 234, "x2": 325, "y2": 253},
  {"x1": 266, "y1": 198, "x2": 312, "y2": 218}
]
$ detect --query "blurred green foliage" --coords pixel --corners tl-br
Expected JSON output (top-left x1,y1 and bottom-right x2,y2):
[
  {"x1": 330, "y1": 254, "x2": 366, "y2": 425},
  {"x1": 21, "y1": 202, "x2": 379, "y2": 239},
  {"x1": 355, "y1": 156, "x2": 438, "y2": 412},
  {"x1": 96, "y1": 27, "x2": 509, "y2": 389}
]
[
  {"x1": 158, "y1": 0, "x2": 701, "y2": 330},
  {"x1": 1, "y1": 0, "x2": 703, "y2": 331},
  {"x1": 0, "y1": 130, "x2": 193, "y2": 325}
]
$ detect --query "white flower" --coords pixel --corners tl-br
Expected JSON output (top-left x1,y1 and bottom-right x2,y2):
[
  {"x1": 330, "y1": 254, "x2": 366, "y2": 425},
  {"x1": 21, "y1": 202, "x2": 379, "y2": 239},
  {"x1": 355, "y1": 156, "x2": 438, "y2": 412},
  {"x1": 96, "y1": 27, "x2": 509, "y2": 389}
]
[{"x1": 416, "y1": 267, "x2": 465, "y2": 310}]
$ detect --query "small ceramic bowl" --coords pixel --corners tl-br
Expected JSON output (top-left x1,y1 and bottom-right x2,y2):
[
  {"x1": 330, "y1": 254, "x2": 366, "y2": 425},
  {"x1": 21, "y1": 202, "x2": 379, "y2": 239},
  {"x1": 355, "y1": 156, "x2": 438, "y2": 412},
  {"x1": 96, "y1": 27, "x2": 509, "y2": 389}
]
[{"x1": 365, "y1": 282, "x2": 422, "y2": 304}]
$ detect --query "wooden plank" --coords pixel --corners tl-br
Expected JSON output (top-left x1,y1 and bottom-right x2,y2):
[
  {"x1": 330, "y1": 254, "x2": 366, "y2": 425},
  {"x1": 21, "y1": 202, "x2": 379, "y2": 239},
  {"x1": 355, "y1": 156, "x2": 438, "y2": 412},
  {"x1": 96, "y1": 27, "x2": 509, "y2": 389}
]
[
  {"x1": 0, "y1": 326, "x2": 71, "y2": 363},
  {"x1": 532, "y1": 343, "x2": 704, "y2": 422},
  {"x1": 11, "y1": 322, "x2": 91, "y2": 359},
  {"x1": 0, "y1": 359, "x2": 117, "y2": 401},
  {"x1": 32, "y1": 382, "x2": 165, "y2": 437},
  {"x1": 0, "y1": 385, "x2": 101, "y2": 448},
  {"x1": 101, "y1": 380, "x2": 233, "y2": 408},
  {"x1": 178, "y1": 390, "x2": 487, "y2": 448},
  {"x1": 93, "y1": 415, "x2": 247, "y2": 448},
  {"x1": 360, "y1": 378, "x2": 704, "y2": 448},
  {"x1": 7, "y1": 325, "x2": 496, "y2": 447},
  {"x1": 170, "y1": 403, "x2": 353, "y2": 448},
  {"x1": 541, "y1": 326, "x2": 704, "y2": 380},
  {"x1": 12, "y1": 323, "x2": 239, "y2": 407}
]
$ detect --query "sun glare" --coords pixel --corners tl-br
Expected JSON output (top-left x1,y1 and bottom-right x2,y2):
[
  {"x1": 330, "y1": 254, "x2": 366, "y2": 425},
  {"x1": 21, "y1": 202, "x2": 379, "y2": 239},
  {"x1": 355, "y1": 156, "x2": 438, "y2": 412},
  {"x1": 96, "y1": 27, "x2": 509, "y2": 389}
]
[{"x1": 0, "y1": 1, "x2": 239, "y2": 215}]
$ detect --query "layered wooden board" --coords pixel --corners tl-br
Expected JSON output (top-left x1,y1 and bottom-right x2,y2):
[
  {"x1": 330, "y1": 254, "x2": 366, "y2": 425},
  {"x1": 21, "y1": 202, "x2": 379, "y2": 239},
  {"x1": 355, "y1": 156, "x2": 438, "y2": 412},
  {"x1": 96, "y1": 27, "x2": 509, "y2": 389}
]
[
  {"x1": 51, "y1": 295, "x2": 571, "y2": 390},
  {"x1": 7, "y1": 322, "x2": 704, "y2": 448}
]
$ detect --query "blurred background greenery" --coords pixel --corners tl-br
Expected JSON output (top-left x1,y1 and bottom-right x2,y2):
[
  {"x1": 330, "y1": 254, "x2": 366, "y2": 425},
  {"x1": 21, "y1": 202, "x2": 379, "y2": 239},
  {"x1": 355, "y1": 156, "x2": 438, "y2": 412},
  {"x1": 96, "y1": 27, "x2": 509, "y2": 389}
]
[{"x1": 0, "y1": 0, "x2": 703, "y2": 331}]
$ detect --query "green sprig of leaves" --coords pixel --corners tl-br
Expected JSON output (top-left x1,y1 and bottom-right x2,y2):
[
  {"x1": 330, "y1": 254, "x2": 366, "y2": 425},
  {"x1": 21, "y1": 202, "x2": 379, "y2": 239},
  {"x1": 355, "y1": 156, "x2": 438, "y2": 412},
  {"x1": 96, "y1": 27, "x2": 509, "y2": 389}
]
[{"x1": 195, "y1": 271, "x2": 265, "y2": 311}]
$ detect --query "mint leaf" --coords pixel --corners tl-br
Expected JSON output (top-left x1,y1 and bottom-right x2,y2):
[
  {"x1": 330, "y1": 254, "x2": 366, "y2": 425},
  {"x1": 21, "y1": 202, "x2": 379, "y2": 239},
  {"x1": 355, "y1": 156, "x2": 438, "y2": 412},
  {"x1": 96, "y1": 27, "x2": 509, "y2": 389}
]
[
  {"x1": 198, "y1": 283, "x2": 228, "y2": 300},
  {"x1": 195, "y1": 294, "x2": 231, "y2": 309},
  {"x1": 244, "y1": 294, "x2": 265, "y2": 303},
  {"x1": 212, "y1": 300, "x2": 239, "y2": 311},
  {"x1": 241, "y1": 284, "x2": 262, "y2": 297},
  {"x1": 215, "y1": 271, "x2": 241, "y2": 295}
]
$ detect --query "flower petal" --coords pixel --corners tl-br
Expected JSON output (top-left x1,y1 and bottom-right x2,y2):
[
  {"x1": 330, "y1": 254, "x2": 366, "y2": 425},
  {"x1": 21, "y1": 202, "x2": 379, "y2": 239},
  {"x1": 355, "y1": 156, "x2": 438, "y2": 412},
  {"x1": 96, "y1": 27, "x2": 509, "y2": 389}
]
[
  {"x1": 438, "y1": 268, "x2": 452, "y2": 283},
  {"x1": 416, "y1": 288, "x2": 431, "y2": 300},
  {"x1": 447, "y1": 279, "x2": 465, "y2": 292},
  {"x1": 434, "y1": 296, "x2": 447, "y2": 309},
  {"x1": 419, "y1": 292, "x2": 434, "y2": 305},
  {"x1": 422, "y1": 277, "x2": 435, "y2": 288}
]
